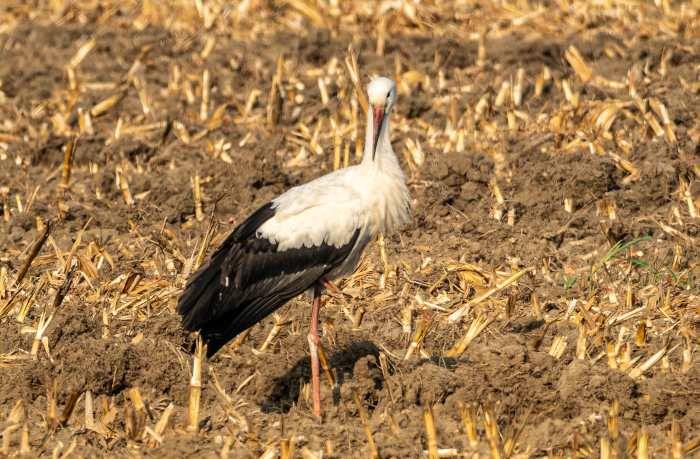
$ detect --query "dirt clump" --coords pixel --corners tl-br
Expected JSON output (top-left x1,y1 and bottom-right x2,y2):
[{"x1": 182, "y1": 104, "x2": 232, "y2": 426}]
[{"x1": 1, "y1": 1, "x2": 698, "y2": 457}]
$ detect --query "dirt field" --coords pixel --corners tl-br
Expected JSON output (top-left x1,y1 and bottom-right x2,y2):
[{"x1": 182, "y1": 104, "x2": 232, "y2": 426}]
[{"x1": 0, "y1": 1, "x2": 698, "y2": 457}]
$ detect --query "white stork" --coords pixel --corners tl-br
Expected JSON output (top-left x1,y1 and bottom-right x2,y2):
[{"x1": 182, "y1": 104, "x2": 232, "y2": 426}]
[{"x1": 177, "y1": 76, "x2": 410, "y2": 418}]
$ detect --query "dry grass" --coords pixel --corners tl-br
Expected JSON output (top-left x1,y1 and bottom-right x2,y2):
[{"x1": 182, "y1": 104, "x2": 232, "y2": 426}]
[{"x1": 0, "y1": 0, "x2": 699, "y2": 457}]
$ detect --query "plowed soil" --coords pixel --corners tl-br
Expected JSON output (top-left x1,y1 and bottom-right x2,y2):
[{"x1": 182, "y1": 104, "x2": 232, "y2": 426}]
[{"x1": 0, "y1": 2, "x2": 698, "y2": 458}]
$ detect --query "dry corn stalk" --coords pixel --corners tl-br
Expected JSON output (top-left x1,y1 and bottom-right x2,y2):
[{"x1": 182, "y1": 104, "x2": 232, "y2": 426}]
[
  {"x1": 476, "y1": 31, "x2": 486, "y2": 67},
  {"x1": 345, "y1": 45, "x2": 368, "y2": 114},
  {"x1": 445, "y1": 315, "x2": 493, "y2": 358},
  {"x1": 192, "y1": 175, "x2": 204, "y2": 222},
  {"x1": 195, "y1": 212, "x2": 218, "y2": 269},
  {"x1": 424, "y1": 406, "x2": 439, "y2": 459},
  {"x1": 637, "y1": 426, "x2": 649, "y2": 459},
  {"x1": 61, "y1": 137, "x2": 78, "y2": 189},
  {"x1": 200, "y1": 69, "x2": 210, "y2": 122},
  {"x1": 30, "y1": 306, "x2": 54, "y2": 359},
  {"x1": 91, "y1": 92, "x2": 125, "y2": 117},
  {"x1": 14, "y1": 221, "x2": 52, "y2": 288},
  {"x1": 1, "y1": 188, "x2": 10, "y2": 223},
  {"x1": 458, "y1": 402, "x2": 479, "y2": 447},
  {"x1": 649, "y1": 98, "x2": 676, "y2": 143},
  {"x1": 15, "y1": 276, "x2": 45, "y2": 323},
  {"x1": 208, "y1": 368, "x2": 250, "y2": 434},
  {"x1": 266, "y1": 56, "x2": 284, "y2": 126},
  {"x1": 252, "y1": 314, "x2": 288, "y2": 354},
  {"x1": 628, "y1": 345, "x2": 672, "y2": 379},
  {"x1": 285, "y1": 0, "x2": 327, "y2": 27},
  {"x1": 600, "y1": 436, "x2": 611, "y2": 459},
  {"x1": 151, "y1": 403, "x2": 175, "y2": 444},
  {"x1": 404, "y1": 313, "x2": 431, "y2": 360},
  {"x1": 187, "y1": 337, "x2": 205, "y2": 433},
  {"x1": 576, "y1": 326, "x2": 587, "y2": 360},
  {"x1": 565, "y1": 46, "x2": 593, "y2": 83},
  {"x1": 513, "y1": 68, "x2": 525, "y2": 106},
  {"x1": 115, "y1": 166, "x2": 135, "y2": 207},
  {"x1": 448, "y1": 268, "x2": 531, "y2": 322},
  {"x1": 483, "y1": 406, "x2": 503, "y2": 459},
  {"x1": 69, "y1": 37, "x2": 95, "y2": 68},
  {"x1": 548, "y1": 335, "x2": 567, "y2": 359},
  {"x1": 352, "y1": 391, "x2": 378, "y2": 459},
  {"x1": 607, "y1": 400, "x2": 620, "y2": 441},
  {"x1": 126, "y1": 388, "x2": 147, "y2": 439}
]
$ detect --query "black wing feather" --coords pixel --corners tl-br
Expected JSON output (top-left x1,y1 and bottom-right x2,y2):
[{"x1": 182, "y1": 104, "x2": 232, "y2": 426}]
[{"x1": 177, "y1": 202, "x2": 359, "y2": 357}]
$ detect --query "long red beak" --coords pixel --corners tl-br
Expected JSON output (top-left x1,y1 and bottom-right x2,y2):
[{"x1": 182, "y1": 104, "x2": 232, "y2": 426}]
[{"x1": 372, "y1": 105, "x2": 385, "y2": 158}]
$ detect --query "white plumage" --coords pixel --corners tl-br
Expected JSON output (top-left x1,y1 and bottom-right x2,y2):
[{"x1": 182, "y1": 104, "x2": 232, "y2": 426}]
[
  {"x1": 177, "y1": 76, "x2": 409, "y2": 417},
  {"x1": 256, "y1": 76, "x2": 410, "y2": 271}
]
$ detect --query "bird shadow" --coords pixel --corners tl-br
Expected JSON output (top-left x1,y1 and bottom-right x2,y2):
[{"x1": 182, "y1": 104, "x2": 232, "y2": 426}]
[{"x1": 261, "y1": 340, "x2": 380, "y2": 414}]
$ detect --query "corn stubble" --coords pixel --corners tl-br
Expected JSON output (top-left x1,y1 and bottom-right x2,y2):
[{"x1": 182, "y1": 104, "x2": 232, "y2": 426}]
[{"x1": 0, "y1": 0, "x2": 697, "y2": 457}]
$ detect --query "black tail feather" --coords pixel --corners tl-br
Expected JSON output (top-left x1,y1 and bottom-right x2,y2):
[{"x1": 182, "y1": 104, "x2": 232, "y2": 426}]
[
  {"x1": 177, "y1": 249, "x2": 226, "y2": 331},
  {"x1": 175, "y1": 201, "x2": 360, "y2": 357}
]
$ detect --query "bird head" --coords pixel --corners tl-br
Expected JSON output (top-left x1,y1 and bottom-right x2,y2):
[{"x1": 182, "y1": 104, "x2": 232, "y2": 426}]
[{"x1": 366, "y1": 77, "x2": 396, "y2": 158}]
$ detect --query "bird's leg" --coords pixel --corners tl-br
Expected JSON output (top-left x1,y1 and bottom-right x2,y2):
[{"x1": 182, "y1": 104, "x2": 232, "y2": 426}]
[{"x1": 308, "y1": 284, "x2": 322, "y2": 419}]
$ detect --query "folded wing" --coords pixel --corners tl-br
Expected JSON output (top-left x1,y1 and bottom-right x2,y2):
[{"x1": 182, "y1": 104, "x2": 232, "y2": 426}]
[{"x1": 177, "y1": 199, "x2": 361, "y2": 357}]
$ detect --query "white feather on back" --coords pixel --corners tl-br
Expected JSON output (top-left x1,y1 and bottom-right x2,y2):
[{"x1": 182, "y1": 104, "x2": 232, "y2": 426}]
[
  {"x1": 257, "y1": 166, "x2": 368, "y2": 250},
  {"x1": 256, "y1": 161, "x2": 409, "y2": 251}
]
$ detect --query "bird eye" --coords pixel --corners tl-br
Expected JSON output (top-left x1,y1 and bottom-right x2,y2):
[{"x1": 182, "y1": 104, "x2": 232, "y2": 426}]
[{"x1": 386, "y1": 91, "x2": 391, "y2": 99}]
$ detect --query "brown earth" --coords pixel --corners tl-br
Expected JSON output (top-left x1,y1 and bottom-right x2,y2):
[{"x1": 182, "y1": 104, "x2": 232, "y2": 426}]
[{"x1": 0, "y1": 1, "x2": 698, "y2": 458}]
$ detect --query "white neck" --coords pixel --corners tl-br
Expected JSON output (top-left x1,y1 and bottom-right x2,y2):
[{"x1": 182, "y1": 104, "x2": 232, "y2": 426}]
[
  {"x1": 361, "y1": 106, "x2": 399, "y2": 172},
  {"x1": 358, "y1": 105, "x2": 410, "y2": 235}
]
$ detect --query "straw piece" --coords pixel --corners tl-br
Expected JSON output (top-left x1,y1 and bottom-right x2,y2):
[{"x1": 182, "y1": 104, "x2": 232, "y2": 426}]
[
  {"x1": 285, "y1": 0, "x2": 327, "y2": 27},
  {"x1": 448, "y1": 268, "x2": 531, "y2": 322},
  {"x1": 266, "y1": 55, "x2": 284, "y2": 126},
  {"x1": 483, "y1": 406, "x2": 503, "y2": 459},
  {"x1": 424, "y1": 405, "x2": 439, "y2": 459},
  {"x1": 14, "y1": 221, "x2": 53, "y2": 288},
  {"x1": 187, "y1": 337, "x2": 205, "y2": 433},
  {"x1": 445, "y1": 315, "x2": 494, "y2": 358},
  {"x1": 458, "y1": 402, "x2": 479, "y2": 447},
  {"x1": 345, "y1": 45, "x2": 368, "y2": 114},
  {"x1": 565, "y1": 46, "x2": 593, "y2": 83},
  {"x1": 629, "y1": 345, "x2": 673, "y2": 379},
  {"x1": 60, "y1": 137, "x2": 78, "y2": 189},
  {"x1": 353, "y1": 391, "x2": 378, "y2": 459}
]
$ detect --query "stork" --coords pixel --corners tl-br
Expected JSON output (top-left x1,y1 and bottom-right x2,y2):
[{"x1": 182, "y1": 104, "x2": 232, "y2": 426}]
[{"x1": 177, "y1": 76, "x2": 410, "y2": 418}]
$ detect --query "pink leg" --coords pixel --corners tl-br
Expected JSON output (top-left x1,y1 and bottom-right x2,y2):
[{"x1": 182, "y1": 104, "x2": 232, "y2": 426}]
[{"x1": 308, "y1": 284, "x2": 322, "y2": 418}]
